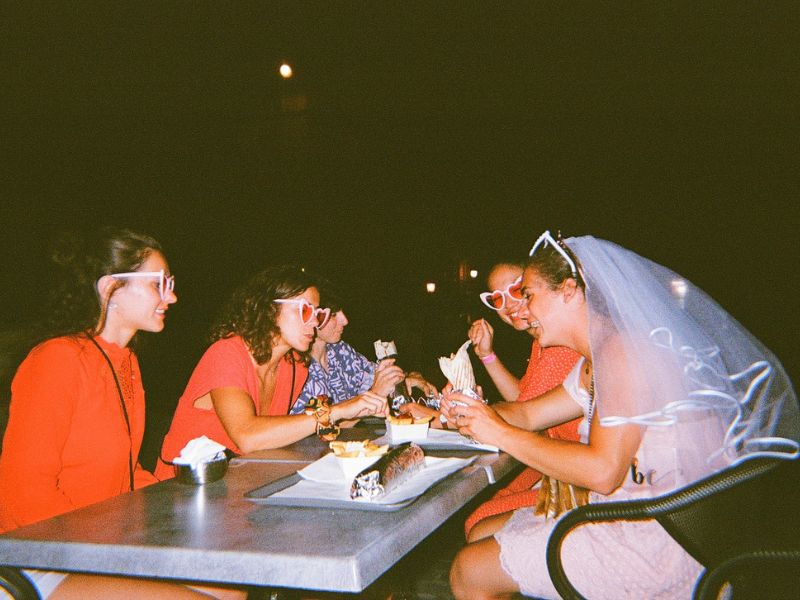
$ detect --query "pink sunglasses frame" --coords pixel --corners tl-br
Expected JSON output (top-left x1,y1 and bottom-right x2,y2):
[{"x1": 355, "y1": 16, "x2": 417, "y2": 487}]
[
  {"x1": 273, "y1": 298, "x2": 332, "y2": 329},
  {"x1": 479, "y1": 275, "x2": 524, "y2": 311}
]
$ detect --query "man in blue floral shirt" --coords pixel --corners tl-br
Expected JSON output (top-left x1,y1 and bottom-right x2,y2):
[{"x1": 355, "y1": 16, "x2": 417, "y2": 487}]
[{"x1": 291, "y1": 305, "x2": 436, "y2": 415}]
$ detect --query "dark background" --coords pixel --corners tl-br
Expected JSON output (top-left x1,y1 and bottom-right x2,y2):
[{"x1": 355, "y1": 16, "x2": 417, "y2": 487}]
[{"x1": 1, "y1": 3, "x2": 797, "y2": 467}]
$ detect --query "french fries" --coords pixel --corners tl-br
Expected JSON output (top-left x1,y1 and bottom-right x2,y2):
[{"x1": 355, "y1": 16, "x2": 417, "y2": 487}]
[
  {"x1": 387, "y1": 415, "x2": 433, "y2": 425},
  {"x1": 329, "y1": 440, "x2": 389, "y2": 458}
]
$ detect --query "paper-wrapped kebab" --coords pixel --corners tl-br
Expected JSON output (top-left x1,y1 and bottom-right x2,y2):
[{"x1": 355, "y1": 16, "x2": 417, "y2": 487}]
[
  {"x1": 350, "y1": 442, "x2": 425, "y2": 500},
  {"x1": 438, "y1": 340, "x2": 477, "y2": 392}
]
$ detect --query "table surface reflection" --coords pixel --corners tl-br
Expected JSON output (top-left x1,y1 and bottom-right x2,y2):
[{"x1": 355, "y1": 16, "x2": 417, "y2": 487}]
[{"x1": 0, "y1": 425, "x2": 519, "y2": 593}]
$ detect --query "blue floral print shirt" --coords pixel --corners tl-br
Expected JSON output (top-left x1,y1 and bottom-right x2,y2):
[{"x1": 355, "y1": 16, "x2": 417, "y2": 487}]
[{"x1": 291, "y1": 341, "x2": 376, "y2": 413}]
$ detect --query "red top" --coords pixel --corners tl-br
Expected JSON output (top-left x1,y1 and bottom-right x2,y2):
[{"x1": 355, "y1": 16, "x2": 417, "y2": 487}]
[
  {"x1": 155, "y1": 336, "x2": 308, "y2": 479},
  {"x1": 516, "y1": 341, "x2": 581, "y2": 401},
  {"x1": 464, "y1": 341, "x2": 581, "y2": 537},
  {"x1": 0, "y1": 335, "x2": 157, "y2": 533}
]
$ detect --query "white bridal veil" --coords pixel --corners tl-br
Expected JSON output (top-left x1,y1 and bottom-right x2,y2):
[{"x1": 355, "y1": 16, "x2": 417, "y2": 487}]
[{"x1": 564, "y1": 235, "x2": 798, "y2": 484}]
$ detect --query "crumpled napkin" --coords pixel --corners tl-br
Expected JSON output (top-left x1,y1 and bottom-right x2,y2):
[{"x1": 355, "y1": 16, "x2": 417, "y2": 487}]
[
  {"x1": 374, "y1": 339, "x2": 398, "y2": 360},
  {"x1": 172, "y1": 436, "x2": 227, "y2": 467},
  {"x1": 438, "y1": 340, "x2": 476, "y2": 392}
]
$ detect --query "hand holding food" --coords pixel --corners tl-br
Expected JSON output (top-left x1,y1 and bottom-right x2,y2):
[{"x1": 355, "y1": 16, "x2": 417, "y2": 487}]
[
  {"x1": 442, "y1": 388, "x2": 504, "y2": 446},
  {"x1": 438, "y1": 340, "x2": 477, "y2": 393},
  {"x1": 371, "y1": 361, "x2": 406, "y2": 398}
]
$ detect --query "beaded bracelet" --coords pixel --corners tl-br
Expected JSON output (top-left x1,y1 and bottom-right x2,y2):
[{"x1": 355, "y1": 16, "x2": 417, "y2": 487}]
[{"x1": 304, "y1": 395, "x2": 341, "y2": 441}]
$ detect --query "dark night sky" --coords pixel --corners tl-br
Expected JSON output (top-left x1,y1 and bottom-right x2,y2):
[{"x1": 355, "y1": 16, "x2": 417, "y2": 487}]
[{"x1": 2, "y1": 2, "x2": 798, "y2": 431}]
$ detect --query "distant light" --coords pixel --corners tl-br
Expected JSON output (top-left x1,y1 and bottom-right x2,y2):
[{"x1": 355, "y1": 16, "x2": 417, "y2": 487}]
[
  {"x1": 670, "y1": 279, "x2": 687, "y2": 298},
  {"x1": 426, "y1": 282, "x2": 436, "y2": 293},
  {"x1": 300, "y1": 267, "x2": 305, "y2": 272},
  {"x1": 469, "y1": 269, "x2": 478, "y2": 279},
  {"x1": 670, "y1": 278, "x2": 688, "y2": 308},
  {"x1": 279, "y1": 63, "x2": 293, "y2": 78}
]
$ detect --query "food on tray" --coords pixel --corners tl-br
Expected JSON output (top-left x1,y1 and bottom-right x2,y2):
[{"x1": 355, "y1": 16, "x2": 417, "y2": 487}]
[
  {"x1": 329, "y1": 440, "x2": 388, "y2": 458},
  {"x1": 438, "y1": 340, "x2": 476, "y2": 392},
  {"x1": 350, "y1": 442, "x2": 425, "y2": 500},
  {"x1": 387, "y1": 414, "x2": 433, "y2": 426}
]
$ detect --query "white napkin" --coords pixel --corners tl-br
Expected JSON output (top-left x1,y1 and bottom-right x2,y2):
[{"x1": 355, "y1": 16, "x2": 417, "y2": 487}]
[
  {"x1": 438, "y1": 340, "x2": 476, "y2": 391},
  {"x1": 172, "y1": 436, "x2": 227, "y2": 467},
  {"x1": 298, "y1": 453, "x2": 381, "y2": 483},
  {"x1": 280, "y1": 456, "x2": 476, "y2": 505},
  {"x1": 372, "y1": 430, "x2": 498, "y2": 452},
  {"x1": 374, "y1": 339, "x2": 398, "y2": 360}
]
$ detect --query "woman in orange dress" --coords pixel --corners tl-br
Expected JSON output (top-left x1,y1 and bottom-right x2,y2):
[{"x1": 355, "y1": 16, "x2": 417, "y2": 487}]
[{"x1": 463, "y1": 260, "x2": 580, "y2": 540}]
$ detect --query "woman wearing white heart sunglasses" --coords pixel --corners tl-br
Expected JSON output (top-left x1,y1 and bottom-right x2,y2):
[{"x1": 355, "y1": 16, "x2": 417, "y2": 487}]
[
  {"x1": 156, "y1": 265, "x2": 387, "y2": 478},
  {"x1": 0, "y1": 227, "x2": 242, "y2": 599}
]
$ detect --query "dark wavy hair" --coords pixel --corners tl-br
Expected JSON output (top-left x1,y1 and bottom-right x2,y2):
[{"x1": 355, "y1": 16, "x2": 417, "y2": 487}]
[
  {"x1": 209, "y1": 265, "x2": 319, "y2": 365},
  {"x1": 526, "y1": 236, "x2": 585, "y2": 291},
  {"x1": 45, "y1": 226, "x2": 164, "y2": 338},
  {"x1": 487, "y1": 258, "x2": 525, "y2": 285}
]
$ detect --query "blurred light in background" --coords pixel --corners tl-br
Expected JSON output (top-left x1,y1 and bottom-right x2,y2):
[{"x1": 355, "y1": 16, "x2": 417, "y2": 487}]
[
  {"x1": 279, "y1": 62, "x2": 293, "y2": 78},
  {"x1": 469, "y1": 269, "x2": 478, "y2": 279},
  {"x1": 426, "y1": 282, "x2": 436, "y2": 293},
  {"x1": 670, "y1": 278, "x2": 688, "y2": 309}
]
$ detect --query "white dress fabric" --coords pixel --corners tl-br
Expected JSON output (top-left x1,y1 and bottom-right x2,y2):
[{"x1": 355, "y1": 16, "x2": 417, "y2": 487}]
[
  {"x1": 494, "y1": 234, "x2": 797, "y2": 599},
  {"x1": 496, "y1": 360, "x2": 703, "y2": 599}
]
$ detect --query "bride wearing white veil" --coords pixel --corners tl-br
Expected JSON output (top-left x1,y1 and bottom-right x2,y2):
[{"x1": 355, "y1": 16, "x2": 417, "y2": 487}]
[{"x1": 444, "y1": 231, "x2": 798, "y2": 600}]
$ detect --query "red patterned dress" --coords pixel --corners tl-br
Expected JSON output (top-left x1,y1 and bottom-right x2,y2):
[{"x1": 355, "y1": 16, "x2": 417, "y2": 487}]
[{"x1": 464, "y1": 341, "x2": 580, "y2": 537}]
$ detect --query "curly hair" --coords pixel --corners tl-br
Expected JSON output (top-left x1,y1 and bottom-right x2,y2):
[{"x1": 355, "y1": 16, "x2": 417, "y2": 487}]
[
  {"x1": 44, "y1": 226, "x2": 163, "y2": 338},
  {"x1": 526, "y1": 236, "x2": 585, "y2": 291},
  {"x1": 209, "y1": 265, "x2": 320, "y2": 365}
]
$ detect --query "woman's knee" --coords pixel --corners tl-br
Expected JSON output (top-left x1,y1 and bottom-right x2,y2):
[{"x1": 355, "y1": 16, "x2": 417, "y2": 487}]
[{"x1": 466, "y1": 512, "x2": 513, "y2": 543}]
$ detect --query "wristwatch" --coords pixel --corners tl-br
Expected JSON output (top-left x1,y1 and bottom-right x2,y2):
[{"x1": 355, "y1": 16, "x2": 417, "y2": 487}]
[{"x1": 304, "y1": 395, "x2": 340, "y2": 441}]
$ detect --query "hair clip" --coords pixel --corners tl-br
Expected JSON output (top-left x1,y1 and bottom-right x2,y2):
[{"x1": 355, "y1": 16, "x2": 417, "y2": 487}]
[{"x1": 528, "y1": 230, "x2": 578, "y2": 277}]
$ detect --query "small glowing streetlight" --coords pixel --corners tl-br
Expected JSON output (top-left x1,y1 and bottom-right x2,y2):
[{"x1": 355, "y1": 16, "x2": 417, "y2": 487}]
[
  {"x1": 426, "y1": 282, "x2": 436, "y2": 293},
  {"x1": 279, "y1": 63, "x2": 293, "y2": 79},
  {"x1": 469, "y1": 269, "x2": 478, "y2": 279}
]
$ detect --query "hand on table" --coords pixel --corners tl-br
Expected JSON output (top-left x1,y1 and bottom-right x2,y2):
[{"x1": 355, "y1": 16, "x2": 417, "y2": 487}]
[{"x1": 469, "y1": 319, "x2": 495, "y2": 360}]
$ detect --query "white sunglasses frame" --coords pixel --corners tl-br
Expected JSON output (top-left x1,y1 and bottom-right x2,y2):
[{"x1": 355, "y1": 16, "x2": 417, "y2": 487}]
[
  {"x1": 528, "y1": 230, "x2": 578, "y2": 278},
  {"x1": 273, "y1": 298, "x2": 332, "y2": 329},
  {"x1": 479, "y1": 275, "x2": 525, "y2": 311},
  {"x1": 109, "y1": 269, "x2": 175, "y2": 301}
]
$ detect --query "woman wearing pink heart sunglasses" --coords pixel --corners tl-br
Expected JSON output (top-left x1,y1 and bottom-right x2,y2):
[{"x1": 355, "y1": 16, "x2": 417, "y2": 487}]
[{"x1": 155, "y1": 265, "x2": 385, "y2": 478}]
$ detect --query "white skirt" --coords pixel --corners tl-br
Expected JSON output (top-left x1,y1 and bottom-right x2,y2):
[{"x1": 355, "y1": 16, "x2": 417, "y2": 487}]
[{"x1": 495, "y1": 498, "x2": 702, "y2": 600}]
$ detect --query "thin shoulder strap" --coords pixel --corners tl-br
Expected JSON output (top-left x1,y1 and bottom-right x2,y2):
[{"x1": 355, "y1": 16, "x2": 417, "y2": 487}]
[{"x1": 88, "y1": 336, "x2": 135, "y2": 492}]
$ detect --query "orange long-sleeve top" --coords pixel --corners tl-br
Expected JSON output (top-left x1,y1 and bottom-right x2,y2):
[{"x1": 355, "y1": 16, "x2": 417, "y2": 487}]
[{"x1": 0, "y1": 335, "x2": 157, "y2": 533}]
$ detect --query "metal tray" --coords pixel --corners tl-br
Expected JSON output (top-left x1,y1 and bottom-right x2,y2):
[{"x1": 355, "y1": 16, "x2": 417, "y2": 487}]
[{"x1": 244, "y1": 473, "x2": 416, "y2": 511}]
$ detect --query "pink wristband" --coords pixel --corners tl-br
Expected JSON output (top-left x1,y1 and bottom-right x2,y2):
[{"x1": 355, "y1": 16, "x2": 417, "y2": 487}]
[{"x1": 480, "y1": 352, "x2": 497, "y2": 365}]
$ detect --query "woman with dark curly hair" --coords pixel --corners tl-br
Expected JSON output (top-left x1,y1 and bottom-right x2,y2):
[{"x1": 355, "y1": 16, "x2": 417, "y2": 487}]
[
  {"x1": 0, "y1": 227, "x2": 243, "y2": 598},
  {"x1": 155, "y1": 265, "x2": 387, "y2": 478}
]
